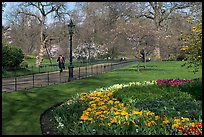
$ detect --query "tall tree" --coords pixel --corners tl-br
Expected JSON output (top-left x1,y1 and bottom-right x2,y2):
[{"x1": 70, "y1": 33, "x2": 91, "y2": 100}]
[
  {"x1": 134, "y1": 2, "x2": 195, "y2": 30},
  {"x1": 16, "y1": 2, "x2": 71, "y2": 67}
]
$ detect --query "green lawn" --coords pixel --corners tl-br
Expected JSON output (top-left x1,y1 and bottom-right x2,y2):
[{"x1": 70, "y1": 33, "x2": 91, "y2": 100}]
[
  {"x1": 2, "y1": 61, "x2": 202, "y2": 135},
  {"x1": 2, "y1": 58, "x2": 125, "y2": 78}
]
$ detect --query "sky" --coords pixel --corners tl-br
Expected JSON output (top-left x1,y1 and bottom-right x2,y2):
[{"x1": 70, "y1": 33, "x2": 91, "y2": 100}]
[{"x1": 2, "y1": 2, "x2": 76, "y2": 26}]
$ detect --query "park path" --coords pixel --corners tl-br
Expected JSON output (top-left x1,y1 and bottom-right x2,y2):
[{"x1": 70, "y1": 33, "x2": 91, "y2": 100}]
[{"x1": 2, "y1": 63, "x2": 115, "y2": 93}]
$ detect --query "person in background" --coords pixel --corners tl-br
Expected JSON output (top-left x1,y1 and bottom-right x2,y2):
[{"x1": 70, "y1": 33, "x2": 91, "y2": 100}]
[{"x1": 57, "y1": 54, "x2": 65, "y2": 72}]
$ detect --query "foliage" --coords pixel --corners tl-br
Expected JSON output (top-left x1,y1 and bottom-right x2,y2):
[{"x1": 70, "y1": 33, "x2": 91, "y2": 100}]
[
  {"x1": 19, "y1": 60, "x2": 29, "y2": 68},
  {"x1": 178, "y1": 78, "x2": 202, "y2": 100},
  {"x1": 179, "y1": 18, "x2": 202, "y2": 73},
  {"x1": 50, "y1": 80, "x2": 202, "y2": 135},
  {"x1": 176, "y1": 54, "x2": 187, "y2": 61},
  {"x1": 24, "y1": 55, "x2": 36, "y2": 59},
  {"x1": 2, "y1": 43, "x2": 24, "y2": 69}
]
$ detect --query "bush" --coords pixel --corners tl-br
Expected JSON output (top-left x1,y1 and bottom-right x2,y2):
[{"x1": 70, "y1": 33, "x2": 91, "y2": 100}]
[
  {"x1": 2, "y1": 43, "x2": 24, "y2": 69},
  {"x1": 176, "y1": 54, "x2": 187, "y2": 61},
  {"x1": 24, "y1": 55, "x2": 36, "y2": 59},
  {"x1": 19, "y1": 60, "x2": 29, "y2": 68}
]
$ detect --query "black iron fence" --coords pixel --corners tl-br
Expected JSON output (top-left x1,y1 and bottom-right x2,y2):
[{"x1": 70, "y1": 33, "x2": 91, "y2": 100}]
[{"x1": 2, "y1": 60, "x2": 136, "y2": 92}]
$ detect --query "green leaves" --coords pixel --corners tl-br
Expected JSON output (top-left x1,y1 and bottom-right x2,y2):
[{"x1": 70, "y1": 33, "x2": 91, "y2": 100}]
[{"x1": 2, "y1": 43, "x2": 24, "y2": 69}]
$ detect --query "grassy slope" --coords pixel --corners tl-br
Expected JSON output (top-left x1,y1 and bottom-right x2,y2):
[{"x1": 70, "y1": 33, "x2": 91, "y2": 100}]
[{"x1": 2, "y1": 61, "x2": 202, "y2": 135}]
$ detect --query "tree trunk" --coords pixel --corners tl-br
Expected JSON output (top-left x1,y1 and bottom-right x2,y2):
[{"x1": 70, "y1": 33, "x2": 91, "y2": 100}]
[{"x1": 36, "y1": 17, "x2": 45, "y2": 67}]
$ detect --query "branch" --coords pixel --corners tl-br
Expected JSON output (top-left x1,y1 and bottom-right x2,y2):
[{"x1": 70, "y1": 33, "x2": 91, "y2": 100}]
[
  {"x1": 17, "y1": 11, "x2": 42, "y2": 23},
  {"x1": 137, "y1": 14, "x2": 154, "y2": 20}
]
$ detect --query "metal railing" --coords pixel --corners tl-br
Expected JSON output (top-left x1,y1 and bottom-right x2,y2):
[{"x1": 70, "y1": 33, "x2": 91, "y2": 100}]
[{"x1": 2, "y1": 60, "x2": 136, "y2": 92}]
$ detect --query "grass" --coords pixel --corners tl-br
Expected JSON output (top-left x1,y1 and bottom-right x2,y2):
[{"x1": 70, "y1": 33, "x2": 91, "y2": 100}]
[
  {"x1": 2, "y1": 58, "x2": 125, "y2": 78},
  {"x1": 2, "y1": 61, "x2": 202, "y2": 135}
]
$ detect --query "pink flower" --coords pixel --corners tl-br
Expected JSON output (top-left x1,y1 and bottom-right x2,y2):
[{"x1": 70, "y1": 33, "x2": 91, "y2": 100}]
[{"x1": 155, "y1": 79, "x2": 192, "y2": 86}]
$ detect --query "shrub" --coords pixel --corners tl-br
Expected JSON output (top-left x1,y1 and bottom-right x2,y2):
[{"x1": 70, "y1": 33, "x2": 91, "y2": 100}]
[
  {"x1": 2, "y1": 43, "x2": 24, "y2": 69},
  {"x1": 19, "y1": 60, "x2": 29, "y2": 68},
  {"x1": 176, "y1": 54, "x2": 187, "y2": 61},
  {"x1": 24, "y1": 55, "x2": 36, "y2": 59},
  {"x1": 178, "y1": 78, "x2": 202, "y2": 100}
]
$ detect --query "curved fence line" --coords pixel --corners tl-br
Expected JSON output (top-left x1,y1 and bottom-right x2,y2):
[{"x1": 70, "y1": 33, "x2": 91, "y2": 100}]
[{"x1": 2, "y1": 61, "x2": 136, "y2": 92}]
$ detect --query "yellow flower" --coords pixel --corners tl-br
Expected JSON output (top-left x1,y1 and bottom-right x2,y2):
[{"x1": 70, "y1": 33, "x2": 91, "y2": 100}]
[
  {"x1": 108, "y1": 92, "x2": 113, "y2": 96},
  {"x1": 114, "y1": 101, "x2": 120, "y2": 104},
  {"x1": 174, "y1": 119, "x2": 181, "y2": 124},
  {"x1": 79, "y1": 97, "x2": 85, "y2": 101},
  {"x1": 181, "y1": 117, "x2": 190, "y2": 122},
  {"x1": 151, "y1": 120, "x2": 156, "y2": 125},
  {"x1": 88, "y1": 118, "x2": 93, "y2": 121},
  {"x1": 99, "y1": 117, "x2": 103, "y2": 121},
  {"x1": 133, "y1": 111, "x2": 142, "y2": 115},
  {"x1": 186, "y1": 18, "x2": 192, "y2": 23},
  {"x1": 192, "y1": 26, "x2": 197, "y2": 32},
  {"x1": 91, "y1": 103, "x2": 96, "y2": 108},
  {"x1": 123, "y1": 121, "x2": 130, "y2": 125},
  {"x1": 98, "y1": 101, "x2": 105, "y2": 106},
  {"x1": 86, "y1": 107, "x2": 92, "y2": 112},
  {"x1": 114, "y1": 111, "x2": 120, "y2": 115},
  {"x1": 95, "y1": 111, "x2": 102, "y2": 116},
  {"x1": 147, "y1": 122, "x2": 151, "y2": 127},
  {"x1": 190, "y1": 122, "x2": 195, "y2": 127},
  {"x1": 172, "y1": 124, "x2": 179, "y2": 129},
  {"x1": 100, "y1": 105, "x2": 107, "y2": 111},
  {"x1": 80, "y1": 115, "x2": 89, "y2": 121},
  {"x1": 162, "y1": 120, "x2": 170, "y2": 125},
  {"x1": 110, "y1": 118, "x2": 117, "y2": 123},
  {"x1": 154, "y1": 115, "x2": 160, "y2": 120},
  {"x1": 108, "y1": 100, "x2": 114, "y2": 105},
  {"x1": 121, "y1": 110, "x2": 128, "y2": 116},
  {"x1": 146, "y1": 111, "x2": 154, "y2": 116}
]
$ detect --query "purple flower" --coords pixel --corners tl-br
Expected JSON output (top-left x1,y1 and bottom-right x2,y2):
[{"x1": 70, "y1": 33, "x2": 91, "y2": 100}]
[{"x1": 172, "y1": 130, "x2": 178, "y2": 135}]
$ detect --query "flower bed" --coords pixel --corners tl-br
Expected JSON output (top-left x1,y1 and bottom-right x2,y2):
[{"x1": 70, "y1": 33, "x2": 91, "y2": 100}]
[{"x1": 51, "y1": 79, "x2": 202, "y2": 135}]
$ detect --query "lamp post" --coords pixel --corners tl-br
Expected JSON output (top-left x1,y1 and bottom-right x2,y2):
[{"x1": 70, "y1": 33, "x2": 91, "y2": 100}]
[{"x1": 68, "y1": 19, "x2": 75, "y2": 81}]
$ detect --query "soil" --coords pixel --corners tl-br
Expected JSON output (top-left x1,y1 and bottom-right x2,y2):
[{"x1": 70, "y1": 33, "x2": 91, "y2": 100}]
[
  {"x1": 40, "y1": 106, "x2": 57, "y2": 135},
  {"x1": 40, "y1": 101, "x2": 65, "y2": 135}
]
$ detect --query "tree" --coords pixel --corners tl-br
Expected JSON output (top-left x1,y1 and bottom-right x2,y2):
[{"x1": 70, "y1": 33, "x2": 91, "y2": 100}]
[
  {"x1": 180, "y1": 18, "x2": 202, "y2": 73},
  {"x1": 17, "y1": 2, "x2": 71, "y2": 67},
  {"x1": 73, "y1": 42, "x2": 107, "y2": 62},
  {"x1": 8, "y1": 13, "x2": 41, "y2": 55},
  {"x1": 2, "y1": 2, "x2": 6, "y2": 12}
]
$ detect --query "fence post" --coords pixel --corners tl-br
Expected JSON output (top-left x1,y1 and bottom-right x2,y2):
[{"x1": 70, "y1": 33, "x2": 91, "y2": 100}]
[
  {"x1": 101, "y1": 65, "x2": 102, "y2": 74},
  {"x1": 14, "y1": 68, "x2": 17, "y2": 91},
  {"x1": 79, "y1": 66, "x2": 80, "y2": 80},
  {"x1": 91, "y1": 65, "x2": 93, "y2": 76},
  {"x1": 60, "y1": 72, "x2": 61, "y2": 82},
  {"x1": 86, "y1": 65, "x2": 87, "y2": 78},
  {"x1": 32, "y1": 66, "x2": 34, "y2": 88},
  {"x1": 47, "y1": 71, "x2": 49, "y2": 85},
  {"x1": 96, "y1": 65, "x2": 98, "y2": 75}
]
